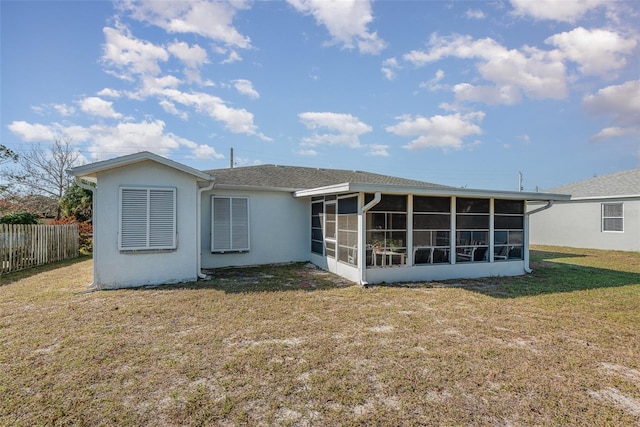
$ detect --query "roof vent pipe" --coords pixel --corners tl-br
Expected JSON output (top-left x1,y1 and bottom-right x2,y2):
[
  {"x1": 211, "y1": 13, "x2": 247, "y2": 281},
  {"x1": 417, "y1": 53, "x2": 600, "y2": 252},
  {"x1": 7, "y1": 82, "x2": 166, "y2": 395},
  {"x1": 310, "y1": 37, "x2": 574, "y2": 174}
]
[{"x1": 230, "y1": 147, "x2": 234, "y2": 168}]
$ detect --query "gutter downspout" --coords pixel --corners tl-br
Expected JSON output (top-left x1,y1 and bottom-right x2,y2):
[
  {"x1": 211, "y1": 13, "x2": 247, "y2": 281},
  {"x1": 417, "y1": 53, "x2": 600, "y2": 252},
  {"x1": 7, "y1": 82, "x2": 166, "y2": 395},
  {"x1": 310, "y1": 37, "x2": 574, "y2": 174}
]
[
  {"x1": 197, "y1": 180, "x2": 215, "y2": 279},
  {"x1": 524, "y1": 200, "x2": 554, "y2": 273},
  {"x1": 74, "y1": 177, "x2": 97, "y2": 291},
  {"x1": 359, "y1": 192, "x2": 381, "y2": 286}
]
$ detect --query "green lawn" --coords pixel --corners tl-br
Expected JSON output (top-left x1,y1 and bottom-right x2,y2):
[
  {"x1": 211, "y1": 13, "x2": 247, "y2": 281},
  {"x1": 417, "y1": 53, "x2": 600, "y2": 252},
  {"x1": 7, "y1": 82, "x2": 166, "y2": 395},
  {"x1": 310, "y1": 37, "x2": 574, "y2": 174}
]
[{"x1": 1, "y1": 247, "x2": 639, "y2": 426}]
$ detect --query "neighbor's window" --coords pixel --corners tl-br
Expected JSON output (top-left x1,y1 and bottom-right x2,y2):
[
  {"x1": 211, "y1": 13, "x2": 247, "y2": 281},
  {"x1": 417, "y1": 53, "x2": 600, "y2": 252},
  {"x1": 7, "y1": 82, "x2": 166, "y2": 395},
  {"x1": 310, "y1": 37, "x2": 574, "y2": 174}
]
[
  {"x1": 602, "y1": 203, "x2": 623, "y2": 232},
  {"x1": 212, "y1": 196, "x2": 250, "y2": 252},
  {"x1": 119, "y1": 186, "x2": 176, "y2": 251},
  {"x1": 493, "y1": 199, "x2": 524, "y2": 261}
]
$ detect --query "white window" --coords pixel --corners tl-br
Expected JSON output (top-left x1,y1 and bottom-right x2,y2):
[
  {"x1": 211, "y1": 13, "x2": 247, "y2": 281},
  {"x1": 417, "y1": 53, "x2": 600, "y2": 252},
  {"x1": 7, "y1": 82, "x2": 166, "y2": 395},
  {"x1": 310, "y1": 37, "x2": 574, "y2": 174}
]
[
  {"x1": 119, "y1": 187, "x2": 176, "y2": 251},
  {"x1": 602, "y1": 203, "x2": 623, "y2": 232},
  {"x1": 212, "y1": 196, "x2": 250, "y2": 252}
]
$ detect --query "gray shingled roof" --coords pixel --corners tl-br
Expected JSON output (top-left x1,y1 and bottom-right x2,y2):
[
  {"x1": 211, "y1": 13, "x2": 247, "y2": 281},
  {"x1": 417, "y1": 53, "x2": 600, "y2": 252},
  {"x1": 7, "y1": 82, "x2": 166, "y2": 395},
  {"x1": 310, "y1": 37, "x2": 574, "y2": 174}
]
[
  {"x1": 204, "y1": 164, "x2": 451, "y2": 190},
  {"x1": 548, "y1": 168, "x2": 640, "y2": 198}
]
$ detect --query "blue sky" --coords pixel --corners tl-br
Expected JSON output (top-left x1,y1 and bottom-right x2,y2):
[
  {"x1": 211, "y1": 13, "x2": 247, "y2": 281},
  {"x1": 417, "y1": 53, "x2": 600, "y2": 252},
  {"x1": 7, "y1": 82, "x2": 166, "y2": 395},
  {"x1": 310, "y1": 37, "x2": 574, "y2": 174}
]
[{"x1": 2, "y1": 0, "x2": 638, "y2": 191}]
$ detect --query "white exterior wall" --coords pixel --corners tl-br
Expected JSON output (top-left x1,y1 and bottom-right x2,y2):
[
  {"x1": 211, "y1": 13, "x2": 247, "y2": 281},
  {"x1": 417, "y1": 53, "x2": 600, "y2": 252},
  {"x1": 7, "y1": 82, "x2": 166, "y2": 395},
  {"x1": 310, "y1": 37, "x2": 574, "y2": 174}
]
[
  {"x1": 529, "y1": 198, "x2": 640, "y2": 251},
  {"x1": 364, "y1": 261, "x2": 526, "y2": 285},
  {"x1": 94, "y1": 161, "x2": 200, "y2": 289},
  {"x1": 201, "y1": 189, "x2": 310, "y2": 268}
]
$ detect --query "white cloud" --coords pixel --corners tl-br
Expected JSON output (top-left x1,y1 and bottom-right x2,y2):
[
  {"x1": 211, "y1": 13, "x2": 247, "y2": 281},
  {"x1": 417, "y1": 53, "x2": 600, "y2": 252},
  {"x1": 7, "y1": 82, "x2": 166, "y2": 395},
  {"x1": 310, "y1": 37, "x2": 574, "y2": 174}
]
[
  {"x1": 121, "y1": 0, "x2": 251, "y2": 48},
  {"x1": 583, "y1": 80, "x2": 640, "y2": 142},
  {"x1": 386, "y1": 111, "x2": 485, "y2": 150},
  {"x1": 101, "y1": 24, "x2": 169, "y2": 79},
  {"x1": 85, "y1": 119, "x2": 200, "y2": 159},
  {"x1": 159, "y1": 99, "x2": 188, "y2": 120},
  {"x1": 79, "y1": 97, "x2": 123, "y2": 119},
  {"x1": 152, "y1": 88, "x2": 271, "y2": 140},
  {"x1": 465, "y1": 9, "x2": 486, "y2": 20},
  {"x1": 367, "y1": 144, "x2": 389, "y2": 157},
  {"x1": 31, "y1": 103, "x2": 76, "y2": 116},
  {"x1": 419, "y1": 69, "x2": 446, "y2": 91},
  {"x1": 298, "y1": 112, "x2": 372, "y2": 148},
  {"x1": 97, "y1": 88, "x2": 121, "y2": 98},
  {"x1": 403, "y1": 33, "x2": 567, "y2": 104},
  {"x1": 232, "y1": 79, "x2": 260, "y2": 99},
  {"x1": 381, "y1": 57, "x2": 400, "y2": 80},
  {"x1": 53, "y1": 104, "x2": 76, "y2": 116},
  {"x1": 298, "y1": 149, "x2": 318, "y2": 156},
  {"x1": 167, "y1": 41, "x2": 209, "y2": 68},
  {"x1": 221, "y1": 50, "x2": 242, "y2": 64},
  {"x1": 545, "y1": 27, "x2": 636, "y2": 77},
  {"x1": 510, "y1": 0, "x2": 608, "y2": 22},
  {"x1": 589, "y1": 126, "x2": 635, "y2": 142},
  {"x1": 7, "y1": 121, "x2": 57, "y2": 142},
  {"x1": 287, "y1": 0, "x2": 386, "y2": 54},
  {"x1": 188, "y1": 144, "x2": 225, "y2": 160},
  {"x1": 6, "y1": 119, "x2": 224, "y2": 161}
]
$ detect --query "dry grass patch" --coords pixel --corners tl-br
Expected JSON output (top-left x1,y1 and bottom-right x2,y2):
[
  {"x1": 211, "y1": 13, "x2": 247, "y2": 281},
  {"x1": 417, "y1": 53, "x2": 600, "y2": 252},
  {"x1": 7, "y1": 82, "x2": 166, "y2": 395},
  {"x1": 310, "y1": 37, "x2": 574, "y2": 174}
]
[{"x1": 1, "y1": 247, "x2": 639, "y2": 426}]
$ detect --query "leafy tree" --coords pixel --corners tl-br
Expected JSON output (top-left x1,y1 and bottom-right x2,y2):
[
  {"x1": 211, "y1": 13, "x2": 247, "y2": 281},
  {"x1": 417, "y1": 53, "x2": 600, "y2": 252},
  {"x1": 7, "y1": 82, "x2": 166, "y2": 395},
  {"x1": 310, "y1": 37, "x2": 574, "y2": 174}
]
[
  {"x1": 0, "y1": 212, "x2": 39, "y2": 224},
  {"x1": 61, "y1": 181, "x2": 94, "y2": 223},
  {"x1": 1, "y1": 136, "x2": 82, "y2": 219}
]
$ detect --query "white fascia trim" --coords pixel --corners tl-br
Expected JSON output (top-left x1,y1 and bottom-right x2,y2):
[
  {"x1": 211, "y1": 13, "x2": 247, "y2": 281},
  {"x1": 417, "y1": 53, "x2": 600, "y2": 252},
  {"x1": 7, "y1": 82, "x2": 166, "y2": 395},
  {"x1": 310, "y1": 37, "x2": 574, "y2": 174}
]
[
  {"x1": 294, "y1": 182, "x2": 570, "y2": 201},
  {"x1": 67, "y1": 151, "x2": 213, "y2": 181},
  {"x1": 569, "y1": 194, "x2": 639, "y2": 201}
]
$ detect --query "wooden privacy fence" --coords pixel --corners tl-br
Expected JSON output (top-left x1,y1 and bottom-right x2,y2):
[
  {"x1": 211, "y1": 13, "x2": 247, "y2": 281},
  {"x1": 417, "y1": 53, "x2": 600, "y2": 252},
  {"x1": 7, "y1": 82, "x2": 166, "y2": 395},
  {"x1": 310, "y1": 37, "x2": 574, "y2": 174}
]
[{"x1": 1, "y1": 224, "x2": 79, "y2": 275}]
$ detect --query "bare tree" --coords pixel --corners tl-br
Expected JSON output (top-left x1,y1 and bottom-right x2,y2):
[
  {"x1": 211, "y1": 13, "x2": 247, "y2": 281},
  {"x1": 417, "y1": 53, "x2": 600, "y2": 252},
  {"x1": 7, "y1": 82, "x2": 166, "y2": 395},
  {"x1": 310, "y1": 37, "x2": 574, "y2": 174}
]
[
  {"x1": 0, "y1": 145, "x2": 18, "y2": 166},
  {"x1": 1, "y1": 137, "x2": 82, "y2": 219},
  {"x1": 1, "y1": 145, "x2": 18, "y2": 195}
]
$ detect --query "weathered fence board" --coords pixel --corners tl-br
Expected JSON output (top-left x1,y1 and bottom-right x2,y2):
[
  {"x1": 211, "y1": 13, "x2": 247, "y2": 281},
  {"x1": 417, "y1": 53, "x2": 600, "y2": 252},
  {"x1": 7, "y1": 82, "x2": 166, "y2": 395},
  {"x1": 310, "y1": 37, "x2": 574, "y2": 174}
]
[{"x1": 0, "y1": 224, "x2": 79, "y2": 275}]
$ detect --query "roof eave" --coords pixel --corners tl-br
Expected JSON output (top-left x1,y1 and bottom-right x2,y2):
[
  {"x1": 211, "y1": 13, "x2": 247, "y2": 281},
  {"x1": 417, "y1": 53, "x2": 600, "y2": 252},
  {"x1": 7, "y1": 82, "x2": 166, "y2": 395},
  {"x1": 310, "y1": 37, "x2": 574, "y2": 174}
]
[
  {"x1": 212, "y1": 184, "x2": 304, "y2": 193},
  {"x1": 67, "y1": 151, "x2": 213, "y2": 181},
  {"x1": 294, "y1": 182, "x2": 571, "y2": 201}
]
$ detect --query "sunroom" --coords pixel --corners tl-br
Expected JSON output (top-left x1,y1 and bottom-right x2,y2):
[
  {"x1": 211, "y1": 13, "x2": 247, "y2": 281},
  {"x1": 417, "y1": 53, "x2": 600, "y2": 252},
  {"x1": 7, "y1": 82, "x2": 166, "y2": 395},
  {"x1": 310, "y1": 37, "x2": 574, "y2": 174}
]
[{"x1": 298, "y1": 183, "x2": 560, "y2": 285}]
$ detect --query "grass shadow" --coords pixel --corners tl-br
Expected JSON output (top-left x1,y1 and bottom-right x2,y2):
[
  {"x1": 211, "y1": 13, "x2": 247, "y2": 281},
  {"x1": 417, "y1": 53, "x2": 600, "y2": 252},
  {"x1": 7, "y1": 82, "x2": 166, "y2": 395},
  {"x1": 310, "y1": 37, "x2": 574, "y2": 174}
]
[
  {"x1": 451, "y1": 263, "x2": 640, "y2": 298},
  {"x1": 129, "y1": 262, "x2": 355, "y2": 294},
  {"x1": 529, "y1": 249, "x2": 586, "y2": 261},
  {"x1": 377, "y1": 249, "x2": 640, "y2": 298},
  {"x1": 0, "y1": 255, "x2": 92, "y2": 287}
]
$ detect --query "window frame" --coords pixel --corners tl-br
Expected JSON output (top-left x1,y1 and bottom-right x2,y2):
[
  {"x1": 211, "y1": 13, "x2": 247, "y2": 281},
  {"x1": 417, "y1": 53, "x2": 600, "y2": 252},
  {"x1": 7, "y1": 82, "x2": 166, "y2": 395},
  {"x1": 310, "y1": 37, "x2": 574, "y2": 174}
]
[
  {"x1": 413, "y1": 196, "x2": 451, "y2": 265},
  {"x1": 602, "y1": 202, "x2": 624, "y2": 233},
  {"x1": 211, "y1": 196, "x2": 250, "y2": 253},
  {"x1": 118, "y1": 186, "x2": 177, "y2": 251},
  {"x1": 493, "y1": 199, "x2": 524, "y2": 261},
  {"x1": 455, "y1": 197, "x2": 489, "y2": 263}
]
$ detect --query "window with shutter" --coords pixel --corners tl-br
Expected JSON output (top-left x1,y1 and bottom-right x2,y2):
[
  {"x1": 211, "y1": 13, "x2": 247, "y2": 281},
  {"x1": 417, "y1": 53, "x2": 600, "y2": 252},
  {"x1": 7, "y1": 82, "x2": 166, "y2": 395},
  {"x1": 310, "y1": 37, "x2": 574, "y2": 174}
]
[
  {"x1": 212, "y1": 196, "x2": 250, "y2": 252},
  {"x1": 602, "y1": 203, "x2": 624, "y2": 232},
  {"x1": 119, "y1": 187, "x2": 176, "y2": 250}
]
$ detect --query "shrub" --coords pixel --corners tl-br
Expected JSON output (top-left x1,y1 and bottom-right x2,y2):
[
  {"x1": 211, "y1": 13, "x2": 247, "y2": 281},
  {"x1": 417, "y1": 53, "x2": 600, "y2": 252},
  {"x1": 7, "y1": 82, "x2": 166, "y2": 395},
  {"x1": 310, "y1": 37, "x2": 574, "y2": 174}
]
[
  {"x1": 0, "y1": 212, "x2": 39, "y2": 224},
  {"x1": 52, "y1": 216, "x2": 93, "y2": 254}
]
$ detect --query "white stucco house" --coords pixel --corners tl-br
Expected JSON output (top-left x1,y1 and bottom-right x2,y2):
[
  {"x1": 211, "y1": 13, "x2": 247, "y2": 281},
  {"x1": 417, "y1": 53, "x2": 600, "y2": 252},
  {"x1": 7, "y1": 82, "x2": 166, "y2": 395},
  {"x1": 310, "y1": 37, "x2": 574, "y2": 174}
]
[
  {"x1": 530, "y1": 169, "x2": 640, "y2": 252},
  {"x1": 69, "y1": 151, "x2": 570, "y2": 289}
]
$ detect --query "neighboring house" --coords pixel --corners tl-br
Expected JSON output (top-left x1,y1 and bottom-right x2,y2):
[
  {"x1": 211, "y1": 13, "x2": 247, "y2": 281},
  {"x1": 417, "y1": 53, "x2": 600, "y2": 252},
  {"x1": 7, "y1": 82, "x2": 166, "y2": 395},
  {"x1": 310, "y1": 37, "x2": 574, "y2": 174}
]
[
  {"x1": 69, "y1": 151, "x2": 569, "y2": 289},
  {"x1": 529, "y1": 169, "x2": 640, "y2": 252}
]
